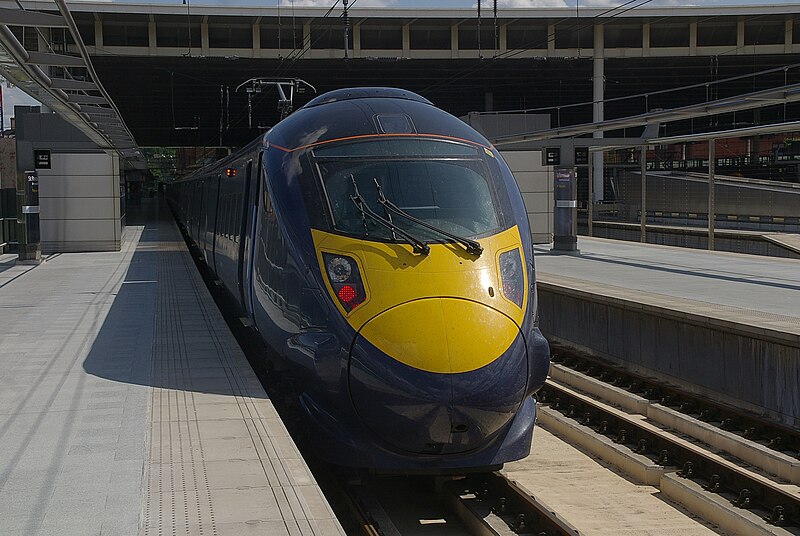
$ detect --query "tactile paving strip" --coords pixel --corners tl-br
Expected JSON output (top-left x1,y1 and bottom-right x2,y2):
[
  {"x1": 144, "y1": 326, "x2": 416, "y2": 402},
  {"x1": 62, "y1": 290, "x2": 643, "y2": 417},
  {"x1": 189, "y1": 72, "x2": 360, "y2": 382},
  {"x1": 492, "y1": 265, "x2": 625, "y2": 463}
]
[{"x1": 140, "y1": 215, "x2": 344, "y2": 536}]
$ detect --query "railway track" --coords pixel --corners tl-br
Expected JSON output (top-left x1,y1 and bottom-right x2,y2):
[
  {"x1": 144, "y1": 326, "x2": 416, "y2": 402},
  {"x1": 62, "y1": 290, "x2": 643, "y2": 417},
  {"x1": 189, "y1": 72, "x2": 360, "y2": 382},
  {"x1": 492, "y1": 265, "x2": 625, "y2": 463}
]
[
  {"x1": 539, "y1": 344, "x2": 800, "y2": 535},
  {"x1": 338, "y1": 472, "x2": 579, "y2": 536},
  {"x1": 550, "y1": 346, "x2": 800, "y2": 464}
]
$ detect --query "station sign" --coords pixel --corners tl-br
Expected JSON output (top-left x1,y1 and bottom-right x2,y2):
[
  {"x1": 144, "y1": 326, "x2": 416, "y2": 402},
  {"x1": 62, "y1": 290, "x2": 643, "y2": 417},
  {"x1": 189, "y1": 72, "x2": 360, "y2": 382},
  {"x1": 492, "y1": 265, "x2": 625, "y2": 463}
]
[
  {"x1": 34, "y1": 149, "x2": 51, "y2": 169},
  {"x1": 575, "y1": 147, "x2": 589, "y2": 165},
  {"x1": 544, "y1": 147, "x2": 561, "y2": 166}
]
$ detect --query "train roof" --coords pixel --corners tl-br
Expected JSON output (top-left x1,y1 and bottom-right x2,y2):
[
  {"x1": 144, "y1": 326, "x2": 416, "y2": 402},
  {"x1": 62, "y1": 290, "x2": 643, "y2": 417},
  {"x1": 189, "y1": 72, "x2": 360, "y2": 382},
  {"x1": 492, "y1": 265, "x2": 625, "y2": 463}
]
[
  {"x1": 300, "y1": 87, "x2": 433, "y2": 109},
  {"x1": 267, "y1": 87, "x2": 489, "y2": 152}
]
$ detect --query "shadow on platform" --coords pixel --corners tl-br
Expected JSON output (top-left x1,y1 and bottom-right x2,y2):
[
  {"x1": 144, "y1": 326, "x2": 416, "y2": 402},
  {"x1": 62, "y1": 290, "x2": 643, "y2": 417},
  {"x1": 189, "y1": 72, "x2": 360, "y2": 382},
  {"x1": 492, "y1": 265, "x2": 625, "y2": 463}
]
[{"x1": 82, "y1": 198, "x2": 266, "y2": 398}]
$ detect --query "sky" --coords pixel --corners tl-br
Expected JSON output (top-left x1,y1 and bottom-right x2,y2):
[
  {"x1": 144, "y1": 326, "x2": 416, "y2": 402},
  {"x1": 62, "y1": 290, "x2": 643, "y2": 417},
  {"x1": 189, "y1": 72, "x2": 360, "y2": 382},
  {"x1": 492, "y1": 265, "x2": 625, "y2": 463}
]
[{"x1": 2, "y1": 83, "x2": 41, "y2": 129}]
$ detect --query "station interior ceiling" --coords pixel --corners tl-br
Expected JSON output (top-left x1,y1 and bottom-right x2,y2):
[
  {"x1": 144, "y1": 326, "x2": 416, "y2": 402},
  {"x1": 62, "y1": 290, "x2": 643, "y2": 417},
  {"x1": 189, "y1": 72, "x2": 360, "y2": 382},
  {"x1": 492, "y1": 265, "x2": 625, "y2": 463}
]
[{"x1": 90, "y1": 53, "x2": 800, "y2": 148}]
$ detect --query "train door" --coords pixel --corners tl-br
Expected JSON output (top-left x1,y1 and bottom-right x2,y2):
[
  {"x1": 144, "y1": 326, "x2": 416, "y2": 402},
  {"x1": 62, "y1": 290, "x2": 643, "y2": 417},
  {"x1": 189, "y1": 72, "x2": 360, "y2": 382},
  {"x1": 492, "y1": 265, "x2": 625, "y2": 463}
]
[
  {"x1": 195, "y1": 180, "x2": 204, "y2": 242},
  {"x1": 191, "y1": 180, "x2": 202, "y2": 241},
  {"x1": 199, "y1": 179, "x2": 210, "y2": 260},
  {"x1": 238, "y1": 157, "x2": 259, "y2": 316},
  {"x1": 207, "y1": 175, "x2": 221, "y2": 273}
]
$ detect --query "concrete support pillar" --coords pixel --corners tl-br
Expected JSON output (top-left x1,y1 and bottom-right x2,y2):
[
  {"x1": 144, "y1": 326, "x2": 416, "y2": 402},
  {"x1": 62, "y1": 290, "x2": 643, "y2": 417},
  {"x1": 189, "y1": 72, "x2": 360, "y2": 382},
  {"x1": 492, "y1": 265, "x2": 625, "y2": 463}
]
[
  {"x1": 402, "y1": 23, "x2": 410, "y2": 56},
  {"x1": 708, "y1": 139, "x2": 715, "y2": 251},
  {"x1": 201, "y1": 16, "x2": 209, "y2": 55},
  {"x1": 148, "y1": 16, "x2": 157, "y2": 55},
  {"x1": 642, "y1": 22, "x2": 650, "y2": 56},
  {"x1": 786, "y1": 19, "x2": 793, "y2": 53},
  {"x1": 353, "y1": 22, "x2": 361, "y2": 56},
  {"x1": 451, "y1": 23, "x2": 458, "y2": 59},
  {"x1": 640, "y1": 145, "x2": 647, "y2": 243},
  {"x1": 94, "y1": 16, "x2": 103, "y2": 49},
  {"x1": 592, "y1": 23, "x2": 604, "y2": 201},
  {"x1": 252, "y1": 20, "x2": 260, "y2": 58},
  {"x1": 587, "y1": 152, "x2": 593, "y2": 237},
  {"x1": 736, "y1": 18, "x2": 744, "y2": 53},
  {"x1": 499, "y1": 23, "x2": 507, "y2": 53},
  {"x1": 689, "y1": 21, "x2": 697, "y2": 56},
  {"x1": 547, "y1": 22, "x2": 555, "y2": 56}
]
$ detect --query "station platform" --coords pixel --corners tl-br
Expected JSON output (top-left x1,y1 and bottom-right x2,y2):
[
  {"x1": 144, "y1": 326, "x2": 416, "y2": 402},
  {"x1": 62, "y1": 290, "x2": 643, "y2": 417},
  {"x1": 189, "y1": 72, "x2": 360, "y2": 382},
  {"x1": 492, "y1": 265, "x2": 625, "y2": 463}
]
[
  {"x1": 534, "y1": 236, "x2": 800, "y2": 427},
  {"x1": 0, "y1": 200, "x2": 344, "y2": 535},
  {"x1": 535, "y1": 236, "x2": 800, "y2": 324},
  {"x1": 764, "y1": 232, "x2": 800, "y2": 256}
]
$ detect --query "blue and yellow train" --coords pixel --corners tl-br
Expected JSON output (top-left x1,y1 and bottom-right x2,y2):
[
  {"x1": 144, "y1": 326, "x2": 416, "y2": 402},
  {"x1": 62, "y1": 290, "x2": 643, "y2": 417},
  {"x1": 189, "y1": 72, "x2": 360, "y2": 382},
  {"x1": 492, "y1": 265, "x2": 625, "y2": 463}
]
[{"x1": 169, "y1": 87, "x2": 550, "y2": 472}]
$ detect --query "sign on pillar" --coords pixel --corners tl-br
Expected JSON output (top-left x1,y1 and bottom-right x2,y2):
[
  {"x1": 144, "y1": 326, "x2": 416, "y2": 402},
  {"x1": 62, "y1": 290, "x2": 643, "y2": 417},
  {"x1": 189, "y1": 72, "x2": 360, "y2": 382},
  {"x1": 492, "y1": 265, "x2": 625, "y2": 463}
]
[
  {"x1": 18, "y1": 170, "x2": 41, "y2": 264},
  {"x1": 551, "y1": 167, "x2": 579, "y2": 254}
]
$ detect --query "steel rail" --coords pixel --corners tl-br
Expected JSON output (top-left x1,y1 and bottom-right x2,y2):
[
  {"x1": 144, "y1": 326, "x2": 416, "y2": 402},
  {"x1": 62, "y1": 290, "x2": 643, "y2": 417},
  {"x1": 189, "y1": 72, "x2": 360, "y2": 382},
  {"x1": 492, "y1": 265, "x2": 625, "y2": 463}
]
[
  {"x1": 549, "y1": 346, "x2": 800, "y2": 461},
  {"x1": 443, "y1": 472, "x2": 581, "y2": 535}
]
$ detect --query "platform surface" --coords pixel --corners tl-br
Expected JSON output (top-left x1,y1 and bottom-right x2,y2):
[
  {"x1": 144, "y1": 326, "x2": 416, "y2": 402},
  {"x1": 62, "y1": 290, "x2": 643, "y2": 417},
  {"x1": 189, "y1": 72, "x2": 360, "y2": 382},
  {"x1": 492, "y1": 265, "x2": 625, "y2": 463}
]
[
  {"x1": 0, "y1": 201, "x2": 344, "y2": 535},
  {"x1": 764, "y1": 233, "x2": 800, "y2": 255},
  {"x1": 535, "y1": 237, "x2": 800, "y2": 330}
]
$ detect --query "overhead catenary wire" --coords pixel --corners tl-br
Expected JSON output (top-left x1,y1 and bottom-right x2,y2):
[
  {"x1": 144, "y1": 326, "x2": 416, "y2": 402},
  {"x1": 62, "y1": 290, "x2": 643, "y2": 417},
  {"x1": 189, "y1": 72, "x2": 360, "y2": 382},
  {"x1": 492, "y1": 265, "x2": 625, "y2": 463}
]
[
  {"x1": 274, "y1": 0, "x2": 343, "y2": 75},
  {"x1": 477, "y1": 61, "x2": 800, "y2": 117},
  {"x1": 186, "y1": 6, "x2": 797, "y2": 150},
  {"x1": 72, "y1": 3, "x2": 799, "y2": 151}
]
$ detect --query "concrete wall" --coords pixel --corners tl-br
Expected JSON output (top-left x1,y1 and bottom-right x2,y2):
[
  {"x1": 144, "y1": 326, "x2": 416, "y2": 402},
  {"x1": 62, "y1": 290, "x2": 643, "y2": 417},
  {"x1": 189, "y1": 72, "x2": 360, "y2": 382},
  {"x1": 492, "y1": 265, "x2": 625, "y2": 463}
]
[
  {"x1": 500, "y1": 150, "x2": 553, "y2": 244},
  {"x1": 0, "y1": 138, "x2": 16, "y2": 190},
  {"x1": 462, "y1": 113, "x2": 554, "y2": 245},
  {"x1": 39, "y1": 153, "x2": 122, "y2": 253},
  {"x1": 537, "y1": 283, "x2": 800, "y2": 428}
]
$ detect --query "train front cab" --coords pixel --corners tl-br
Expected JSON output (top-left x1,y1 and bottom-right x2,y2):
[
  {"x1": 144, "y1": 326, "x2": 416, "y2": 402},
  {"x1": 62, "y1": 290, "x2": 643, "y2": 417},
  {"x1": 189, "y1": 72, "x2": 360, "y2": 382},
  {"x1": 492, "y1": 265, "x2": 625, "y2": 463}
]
[{"x1": 261, "y1": 133, "x2": 551, "y2": 471}]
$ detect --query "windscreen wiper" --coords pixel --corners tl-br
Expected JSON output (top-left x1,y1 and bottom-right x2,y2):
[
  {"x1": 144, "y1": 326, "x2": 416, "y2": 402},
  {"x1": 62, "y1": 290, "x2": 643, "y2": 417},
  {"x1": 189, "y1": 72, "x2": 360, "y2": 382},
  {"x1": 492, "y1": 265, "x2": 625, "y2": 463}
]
[
  {"x1": 374, "y1": 179, "x2": 483, "y2": 257},
  {"x1": 350, "y1": 177, "x2": 429, "y2": 255}
]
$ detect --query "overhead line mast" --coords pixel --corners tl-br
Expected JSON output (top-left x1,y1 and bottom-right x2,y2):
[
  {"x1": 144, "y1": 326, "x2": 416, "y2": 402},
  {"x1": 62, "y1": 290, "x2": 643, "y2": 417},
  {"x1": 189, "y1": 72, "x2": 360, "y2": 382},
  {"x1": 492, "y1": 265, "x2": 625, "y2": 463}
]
[{"x1": 343, "y1": 0, "x2": 350, "y2": 60}]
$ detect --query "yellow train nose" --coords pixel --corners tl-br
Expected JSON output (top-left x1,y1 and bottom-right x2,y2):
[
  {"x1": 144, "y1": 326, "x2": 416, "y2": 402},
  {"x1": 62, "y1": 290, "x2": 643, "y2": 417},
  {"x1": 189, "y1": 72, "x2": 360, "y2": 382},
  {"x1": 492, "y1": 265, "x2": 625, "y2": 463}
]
[
  {"x1": 358, "y1": 297, "x2": 520, "y2": 373},
  {"x1": 349, "y1": 297, "x2": 528, "y2": 454}
]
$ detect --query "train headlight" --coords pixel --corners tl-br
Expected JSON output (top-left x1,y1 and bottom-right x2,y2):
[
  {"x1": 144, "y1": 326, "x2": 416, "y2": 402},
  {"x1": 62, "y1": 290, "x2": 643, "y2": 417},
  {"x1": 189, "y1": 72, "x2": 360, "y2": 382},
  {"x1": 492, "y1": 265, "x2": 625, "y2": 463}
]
[
  {"x1": 327, "y1": 256, "x2": 352, "y2": 283},
  {"x1": 322, "y1": 253, "x2": 367, "y2": 311},
  {"x1": 499, "y1": 249, "x2": 524, "y2": 308}
]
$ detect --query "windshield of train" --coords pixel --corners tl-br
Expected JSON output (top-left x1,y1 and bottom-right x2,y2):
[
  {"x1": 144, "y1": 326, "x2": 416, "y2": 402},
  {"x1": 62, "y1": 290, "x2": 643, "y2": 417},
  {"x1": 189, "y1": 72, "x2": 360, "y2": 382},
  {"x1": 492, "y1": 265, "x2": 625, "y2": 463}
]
[{"x1": 312, "y1": 138, "x2": 509, "y2": 242}]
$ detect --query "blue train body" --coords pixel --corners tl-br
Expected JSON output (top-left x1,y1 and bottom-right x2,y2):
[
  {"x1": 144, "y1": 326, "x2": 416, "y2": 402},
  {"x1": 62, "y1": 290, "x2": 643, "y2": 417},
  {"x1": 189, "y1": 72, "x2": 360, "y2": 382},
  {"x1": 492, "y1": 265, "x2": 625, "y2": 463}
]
[{"x1": 169, "y1": 88, "x2": 550, "y2": 472}]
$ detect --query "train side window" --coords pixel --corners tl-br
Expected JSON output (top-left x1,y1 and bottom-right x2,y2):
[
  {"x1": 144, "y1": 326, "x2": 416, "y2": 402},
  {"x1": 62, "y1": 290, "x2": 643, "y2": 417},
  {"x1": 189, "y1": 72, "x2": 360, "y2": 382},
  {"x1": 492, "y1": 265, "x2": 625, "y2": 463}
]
[{"x1": 262, "y1": 168, "x2": 274, "y2": 213}]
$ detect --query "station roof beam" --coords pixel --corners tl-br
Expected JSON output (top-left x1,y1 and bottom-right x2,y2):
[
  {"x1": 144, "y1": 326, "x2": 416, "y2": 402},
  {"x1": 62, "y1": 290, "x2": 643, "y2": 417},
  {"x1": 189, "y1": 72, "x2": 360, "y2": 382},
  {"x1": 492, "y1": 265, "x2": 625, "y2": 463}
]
[
  {"x1": 491, "y1": 83, "x2": 800, "y2": 147},
  {"x1": 0, "y1": 0, "x2": 143, "y2": 168}
]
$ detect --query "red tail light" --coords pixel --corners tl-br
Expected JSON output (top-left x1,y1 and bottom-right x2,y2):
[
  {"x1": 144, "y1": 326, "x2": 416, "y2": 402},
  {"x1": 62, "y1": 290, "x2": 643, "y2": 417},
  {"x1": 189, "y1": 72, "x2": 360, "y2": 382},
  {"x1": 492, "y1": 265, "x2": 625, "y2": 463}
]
[
  {"x1": 337, "y1": 285, "x2": 357, "y2": 304},
  {"x1": 323, "y1": 253, "x2": 366, "y2": 311}
]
